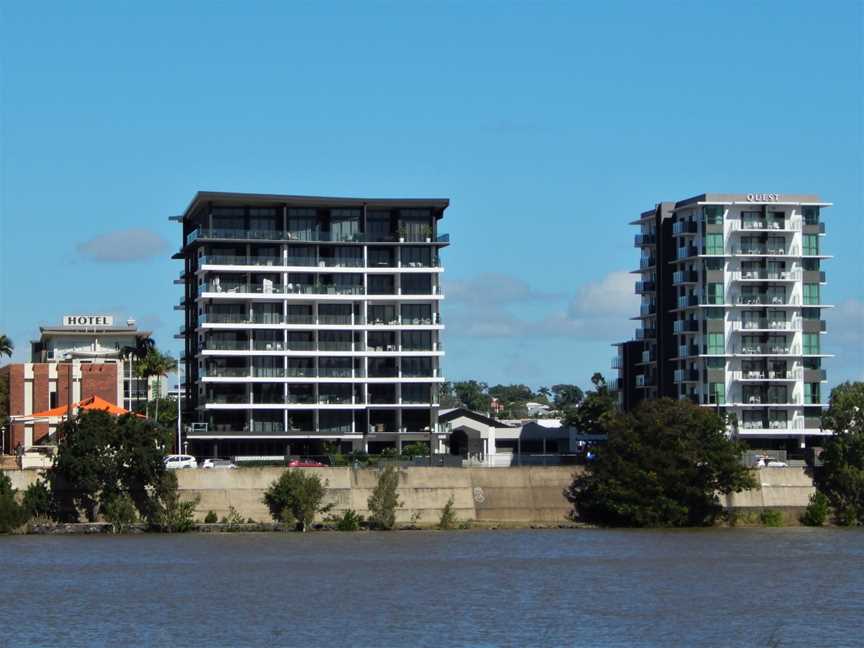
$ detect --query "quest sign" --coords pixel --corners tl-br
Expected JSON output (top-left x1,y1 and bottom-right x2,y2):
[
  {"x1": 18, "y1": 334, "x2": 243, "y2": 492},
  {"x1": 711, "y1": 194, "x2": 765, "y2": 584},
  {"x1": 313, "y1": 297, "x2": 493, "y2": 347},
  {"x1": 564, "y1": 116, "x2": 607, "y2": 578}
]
[
  {"x1": 746, "y1": 193, "x2": 780, "y2": 202},
  {"x1": 62, "y1": 315, "x2": 114, "y2": 327}
]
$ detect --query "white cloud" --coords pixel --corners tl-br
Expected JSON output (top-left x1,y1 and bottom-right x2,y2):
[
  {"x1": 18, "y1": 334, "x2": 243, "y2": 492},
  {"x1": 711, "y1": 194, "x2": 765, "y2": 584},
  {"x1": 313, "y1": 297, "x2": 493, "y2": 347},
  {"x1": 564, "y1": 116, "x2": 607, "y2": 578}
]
[
  {"x1": 443, "y1": 270, "x2": 637, "y2": 342},
  {"x1": 567, "y1": 270, "x2": 639, "y2": 318},
  {"x1": 76, "y1": 228, "x2": 168, "y2": 263}
]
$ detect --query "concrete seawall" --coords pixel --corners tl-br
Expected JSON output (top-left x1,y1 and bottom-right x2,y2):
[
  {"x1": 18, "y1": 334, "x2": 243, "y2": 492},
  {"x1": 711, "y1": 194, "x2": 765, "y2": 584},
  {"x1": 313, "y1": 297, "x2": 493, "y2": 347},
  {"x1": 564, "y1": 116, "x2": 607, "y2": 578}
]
[
  {"x1": 175, "y1": 466, "x2": 578, "y2": 524},
  {"x1": 3, "y1": 465, "x2": 818, "y2": 525}
]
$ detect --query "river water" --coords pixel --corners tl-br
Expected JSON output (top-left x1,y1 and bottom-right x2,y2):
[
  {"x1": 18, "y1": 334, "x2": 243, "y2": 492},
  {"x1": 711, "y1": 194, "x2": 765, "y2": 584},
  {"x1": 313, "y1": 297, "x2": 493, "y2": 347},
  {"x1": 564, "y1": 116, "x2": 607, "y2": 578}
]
[{"x1": 1, "y1": 528, "x2": 862, "y2": 647}]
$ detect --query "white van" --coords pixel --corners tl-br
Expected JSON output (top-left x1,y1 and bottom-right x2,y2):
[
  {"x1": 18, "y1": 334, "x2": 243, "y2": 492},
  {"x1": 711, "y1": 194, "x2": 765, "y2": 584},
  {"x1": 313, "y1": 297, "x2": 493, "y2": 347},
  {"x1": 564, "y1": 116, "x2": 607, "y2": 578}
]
[{"x1": 164, "y1": 454, "x2": 197, "y2": 469}]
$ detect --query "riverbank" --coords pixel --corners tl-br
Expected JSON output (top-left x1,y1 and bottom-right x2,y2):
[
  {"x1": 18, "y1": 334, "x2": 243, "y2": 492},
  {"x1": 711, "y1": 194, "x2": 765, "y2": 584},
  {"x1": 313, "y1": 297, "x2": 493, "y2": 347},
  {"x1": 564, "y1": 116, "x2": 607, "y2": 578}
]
[{"x1": 5, "y1": 464, "x2": 817, "y2": 529}]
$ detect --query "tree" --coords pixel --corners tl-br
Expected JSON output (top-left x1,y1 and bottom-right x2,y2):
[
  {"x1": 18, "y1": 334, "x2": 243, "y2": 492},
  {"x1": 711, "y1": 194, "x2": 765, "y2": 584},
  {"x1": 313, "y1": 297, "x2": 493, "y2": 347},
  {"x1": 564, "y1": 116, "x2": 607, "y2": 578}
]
[
  {"x1": 149, "y1": 471, "x2": 198, "y2": 532},
  {"x1": 135, "y1": 349, "x2": 177, "y2": 422},
  {"x1": 48, "y1": 410, "x2": 171, "y2": 521},
  {"x1": 564, "y1": 373, "x2": 615, "y2": 434},
  {"x1": 815, "y1": 382, "x2": 864, "y2": 525},
  {"x1": 551, "y1": 384, "x2": 584, "y2": 409},
  {"x1": 566, "y1": 398, "x2": 756, "y2": 527},
  {"x1": 0, "y1": 335, "x2": 13, "y2": 358},
  {"x1": 263, "y1": 470, "x2": 331, "y2": 532},
  {"x1": 22, "y1": 480, "x2": 56, "y2": 520},
  {"x1": 452, "y1": 380, "x2": 491, "y2": 413},
  {"x1": 367, "y1": 466, "x2": 401, "y2": 530},
  {"x1": 437, "y1": 382, "x2": 460, "y2": 408},
  {"x1": 0, "y1": 472, "x2": 27, "y2": 533}
]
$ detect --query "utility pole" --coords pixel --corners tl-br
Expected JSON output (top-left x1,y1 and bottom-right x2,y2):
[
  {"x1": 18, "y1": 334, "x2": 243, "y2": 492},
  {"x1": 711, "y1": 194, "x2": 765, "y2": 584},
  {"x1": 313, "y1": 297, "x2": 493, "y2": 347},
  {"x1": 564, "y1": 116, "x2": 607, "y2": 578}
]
[{"x1": 176, "y1": 351, "x2": 183, "y2": 455}]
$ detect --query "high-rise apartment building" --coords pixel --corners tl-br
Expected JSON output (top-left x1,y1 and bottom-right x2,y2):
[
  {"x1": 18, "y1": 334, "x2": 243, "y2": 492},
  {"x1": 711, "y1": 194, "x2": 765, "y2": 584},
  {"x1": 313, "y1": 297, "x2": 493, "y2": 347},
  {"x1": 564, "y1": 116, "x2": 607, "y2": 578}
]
[
  {"x1": 173, "y1": 192, "x2": 449, "y2": 458},
  {"x1": 614, "y1": 193, "x2": 831, "y2": 450}
]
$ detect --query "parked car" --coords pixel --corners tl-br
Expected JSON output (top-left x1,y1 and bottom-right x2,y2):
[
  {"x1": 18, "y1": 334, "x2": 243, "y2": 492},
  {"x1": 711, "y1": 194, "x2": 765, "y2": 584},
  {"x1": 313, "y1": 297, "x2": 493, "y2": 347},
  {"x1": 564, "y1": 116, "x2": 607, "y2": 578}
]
[
  {"x1": 164, "y1": 454, "x2": 197, "y2": 469},
  {"x1": 287, "y1": 459, "x2": 327, "y2": 468},
  {"x1": 201, "y1": 458, "x2": 238, "y2": 470}
]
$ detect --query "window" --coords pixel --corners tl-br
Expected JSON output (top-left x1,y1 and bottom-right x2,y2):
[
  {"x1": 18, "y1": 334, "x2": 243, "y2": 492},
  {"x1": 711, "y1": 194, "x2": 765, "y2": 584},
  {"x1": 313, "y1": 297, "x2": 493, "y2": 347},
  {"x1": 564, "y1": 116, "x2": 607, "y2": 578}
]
[
  {"x1": 803, "y1": 333, "x2": 820, "y2": 355},
  {"x1": 399, "y1": 209, "x2": 432, "y2": 241},
  {"x1": 803, "y1": 206, "x2": 820, "y2": 225},
  {"x1": 705, "y1": 258, "x2": 724, "y2": 271},
  {"x1": 741, "y1": 211, "x2": 762, "y2": 229},
  {"x1": 367, "y1": 211, "x2": 392, "y2": 241},
  {"x1": 803, "y1": 234, "x2": 819, "y2": 256},
  {"x1": 707, "y1": 333, "x2": 724, "y2": 355},
  {"x1": 330, "y1": 209, "x2": 361, "y2": 241},
  {"x1": 703, "y1": 206, "x2": 723, "y2": 224},
  {"x1": 706, "y1": 357, "x2": 725, "y2": 369},
  {"x1": 706, "y1": 282, "x2": 724, "y2": 305},
  {"x1": 801, "y1": 308, "x2": 821, "y2": 320},
  {"x1": 804, "y1": 383, "x2": 821, "y2": 405},
  {"x1": 288, "y1": 208, "x2": 317, "y2": 241},
  {"x1": 704, "y1": 233, "x2": 724, "y2": 255},
  {"x1": 803, "y1": 283, "x2": 820, "y2": 305},
  {"x1": 704, "y1": 307, "x2": 724, "y2": 320},
  {"x1": 708, "y1": 382, "x2": 725, "y2": 405},
  {"x1": 803, "y1": 357, "x2": 821, "y2": 370},
  {"x1": 803, "y1": 258, "x2": 820, "y2": 271}
]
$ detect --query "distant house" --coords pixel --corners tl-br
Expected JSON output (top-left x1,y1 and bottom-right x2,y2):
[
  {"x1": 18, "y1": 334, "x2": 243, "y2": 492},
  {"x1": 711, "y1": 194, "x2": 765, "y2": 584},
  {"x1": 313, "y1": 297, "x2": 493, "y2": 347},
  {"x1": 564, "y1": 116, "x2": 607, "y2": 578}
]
[
  {"x1": 440, "y1": 408, "x2": 588, "y2": 466},
  {"x1": 524, "y1": 401, "x2": 552, "y2": 417}
]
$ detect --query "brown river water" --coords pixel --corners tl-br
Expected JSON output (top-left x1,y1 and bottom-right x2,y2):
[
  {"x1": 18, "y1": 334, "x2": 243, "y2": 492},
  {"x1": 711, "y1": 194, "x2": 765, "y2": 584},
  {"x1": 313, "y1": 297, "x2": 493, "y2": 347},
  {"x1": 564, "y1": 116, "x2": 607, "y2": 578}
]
[{"x1": 1, "y1": 528, "x2": 862, "y2": 647}]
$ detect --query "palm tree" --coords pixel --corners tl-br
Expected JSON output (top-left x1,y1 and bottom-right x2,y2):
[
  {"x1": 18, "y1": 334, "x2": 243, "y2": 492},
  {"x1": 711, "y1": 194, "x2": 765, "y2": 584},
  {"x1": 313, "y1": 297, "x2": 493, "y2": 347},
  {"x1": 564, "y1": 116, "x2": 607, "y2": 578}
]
[
  {"x1": 0, "y1": 335, "x2": 13, "y2": 358},
  {"x1": 136, "y1": 349, "x2": 177, "y2": 422},
  {"x1": 122, "y1": 336, "x2": 155, "y2": 411}
]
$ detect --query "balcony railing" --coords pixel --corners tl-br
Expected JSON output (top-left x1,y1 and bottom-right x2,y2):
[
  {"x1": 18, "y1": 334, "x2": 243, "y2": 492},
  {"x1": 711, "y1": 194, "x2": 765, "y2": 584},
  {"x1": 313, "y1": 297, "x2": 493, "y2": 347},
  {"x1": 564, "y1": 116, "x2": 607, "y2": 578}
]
[
  {"x1": 676, "y1": 245, "x2": 699, "y2": 260},
  {"x1": 187, "y1": 228, "x2": 451, "y2": 244},
  {"x1": 634, "y1": 234, "x2": 656, "y2": 246},
  {"x1": 734, "y1": 294, "x2": 798, "y2": 306},
  {"x1": 735, "y1": 344, "x2": 799, "y2": 355},
  {"x1": 730, "y1": 245, "x2": 799, "y2": 256},
  {"x1": 640, "y1": 304, "x2": 656, "y2": 316},
  {"x1": 639, "y1": 257, "x2": 656, "y2": 269},
  {"x1": 673, "y1": 319, "x2": 699, "y2": 334},
  {"x1": 672, "y1": 221, "x2": 698, "y2": 236},
  {"x1": 674, "y1": 369, "x2": 699, "y2": 383},
  {"x1": 731, "y1": 220, "x2": 800, "y2": 232},
  {"x1": 731, "y1": 270, "x2": 801, "y2": 282},
  {"x1": 677, "y1": 345, "x2": 699, "y2": 358},
  {"x1": 202, "y1": 282, "x2": 365, "y2": 296},
  {"x1": 732, "y1": 319, "x2": 800, "y2": 332},
  {"x1": 673, "y1": 270, "x2": 698, "y2": 284},
  {"x1": 635, "y1": 281, "x2": 656, "y2": 294},
  {"x1": 731, "y1": 368, "x2": 802, "y2": 381},
  {"x1": 635, "y1": 328, "x2": 657, "y2": 340},
  {"x1": 677, "y1": 295, "x2": 699, "y2": 309}
]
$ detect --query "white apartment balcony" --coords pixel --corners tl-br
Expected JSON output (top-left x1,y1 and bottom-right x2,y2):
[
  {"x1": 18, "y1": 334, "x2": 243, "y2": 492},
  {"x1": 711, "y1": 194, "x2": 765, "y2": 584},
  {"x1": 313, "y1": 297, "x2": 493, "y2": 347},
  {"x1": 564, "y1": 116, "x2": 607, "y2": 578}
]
[
  {"x1": 728, "y1": 244, "x2": 800, "y2": 257},
  {"x1": 197, "y1": 313, "x2": 443, "y2": 332},
  {"x1": 732, "y1": 343, "x2": 799, "y2": 356},
  {"x1": 187, "y1": 228, "x2": 451, "y2": 245},
  {"x1": 731, "y1": 319, "x2": 801, "y2": 333},
  {"x1": 732, "y1": 294, "x2": 799, "y2": 307},
  {"x1": 730, "y1": 270, "x2": 801, "y2": 282},
  {"x1": 198, "y1": 282, "x2": 444, "y2": 301},
  {"x1": 730, "y1": 369, "x2": 803, "y2": 382},
  {"x1": 729, "y1": 220, "x2": 800, "y2": 232},
  {"x1": 199, "y1": 255, "x2": 444, "y2": 274}
]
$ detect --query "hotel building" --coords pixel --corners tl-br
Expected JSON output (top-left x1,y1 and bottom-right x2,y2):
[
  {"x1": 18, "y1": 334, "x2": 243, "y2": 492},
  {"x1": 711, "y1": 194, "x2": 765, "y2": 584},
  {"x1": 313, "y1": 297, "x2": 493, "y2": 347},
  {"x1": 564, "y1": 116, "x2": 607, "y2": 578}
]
[
  {"x1": 2, "y1": 316, "x2": 155, "y2": 451},
  {"x1": 172, "y1": 192, "x2": 449, "y2": 458},
  {"x1": 614, "y1": 193, "x2": 831, "y2": 450}
]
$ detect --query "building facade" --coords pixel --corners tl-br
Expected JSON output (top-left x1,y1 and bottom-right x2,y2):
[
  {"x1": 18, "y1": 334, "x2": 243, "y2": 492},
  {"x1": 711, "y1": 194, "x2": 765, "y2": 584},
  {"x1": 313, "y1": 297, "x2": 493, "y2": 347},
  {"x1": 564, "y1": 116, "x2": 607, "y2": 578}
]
[
  {"x1": 614, "y1": 193, "x2": 831, "y2": 450},
  {"x1": 2, "y1": 316, "x2": 154, "y2": 451},
  {"x1": 173, "y1": 192, "x2": 449, "y2": 458}
]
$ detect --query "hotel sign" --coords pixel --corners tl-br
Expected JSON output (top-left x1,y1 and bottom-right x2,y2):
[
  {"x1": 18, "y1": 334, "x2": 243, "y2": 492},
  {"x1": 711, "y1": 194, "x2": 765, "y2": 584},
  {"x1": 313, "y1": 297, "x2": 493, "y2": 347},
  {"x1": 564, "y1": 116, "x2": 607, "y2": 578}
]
[
  {"x1": 746, "y1": 193, "x2": 780, "y2": 202},
  {"x1": 62, "y1": 315, "x2": 114, "y2": 327}
]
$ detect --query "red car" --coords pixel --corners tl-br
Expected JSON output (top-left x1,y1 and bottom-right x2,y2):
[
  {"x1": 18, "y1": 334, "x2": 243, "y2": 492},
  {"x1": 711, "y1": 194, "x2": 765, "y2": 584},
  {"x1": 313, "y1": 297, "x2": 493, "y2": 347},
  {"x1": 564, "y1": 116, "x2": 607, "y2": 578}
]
[{"x1": 287, "y1": 459, "x2": 328, "y2": 468}]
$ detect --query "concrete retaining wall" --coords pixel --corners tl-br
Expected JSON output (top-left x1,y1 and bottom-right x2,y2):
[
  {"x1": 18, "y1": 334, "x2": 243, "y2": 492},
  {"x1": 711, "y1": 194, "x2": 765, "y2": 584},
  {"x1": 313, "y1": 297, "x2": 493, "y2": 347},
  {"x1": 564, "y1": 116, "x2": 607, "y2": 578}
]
[
  {"x1": 174, "y1": 466, "x2": 578, "y2": 524},
  {"x1": 1, "y1": 465, "x2": 818, "y2": 525}
]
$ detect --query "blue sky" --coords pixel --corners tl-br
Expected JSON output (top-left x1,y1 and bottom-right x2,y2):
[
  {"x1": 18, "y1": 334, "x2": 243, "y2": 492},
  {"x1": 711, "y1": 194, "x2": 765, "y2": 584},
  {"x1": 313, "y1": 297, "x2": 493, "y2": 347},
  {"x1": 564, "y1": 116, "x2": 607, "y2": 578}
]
[{"x1": 1, "y1": 1, "x2": 861, "y2": 391}]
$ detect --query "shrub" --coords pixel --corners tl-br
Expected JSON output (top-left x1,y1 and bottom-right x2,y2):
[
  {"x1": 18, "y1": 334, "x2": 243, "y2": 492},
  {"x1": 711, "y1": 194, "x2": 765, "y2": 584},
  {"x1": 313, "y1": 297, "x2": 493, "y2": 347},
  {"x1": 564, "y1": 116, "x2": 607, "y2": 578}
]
[
  {"x1": 103, "y1": 494, "x2": 138, "y2": 534},
  {"x1": 759, "y1": 509, "x2": 784, "y2": 527},
  {"x1": 263, "y1": 470, "x2": 331, "y2": 532},
  {"x1": 401, "y1": 443, "x2": 429, "y2": 458},
  {"x1": 333, "y1": 509, "x2": 364, "y2": 531},
  {"x1": 0, "y1": 473, "x2": 27, "y2": 533},
  {"x1": 21, "y1": 480, "x2": 55, "y2": 521},
  {"x1": 438, "y1": 496, "x2": 457, "y2": 530},
  {"x1": 149, "y1": 472, "x2": 199, "y2": 533},
  {"x1": 204, "y1": 510, "x2": 218, "y2": 524},
  {"x1": 222, "y1": 506, "x2": 245, "y2": 526},
  {"x1": 367, "y1": 466, "x2": 401, "y2": 530},
  {"x1": 800, "y1": 492, "x2": 829, "y2": 527}
]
